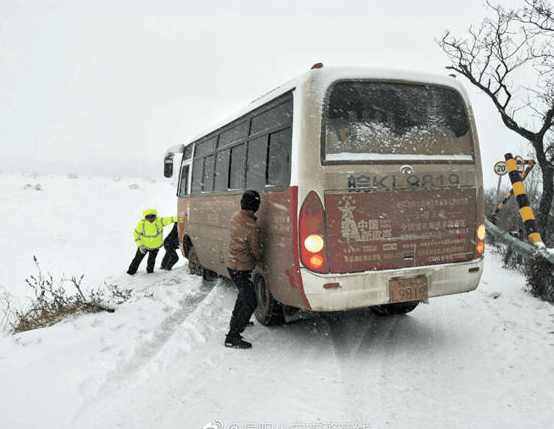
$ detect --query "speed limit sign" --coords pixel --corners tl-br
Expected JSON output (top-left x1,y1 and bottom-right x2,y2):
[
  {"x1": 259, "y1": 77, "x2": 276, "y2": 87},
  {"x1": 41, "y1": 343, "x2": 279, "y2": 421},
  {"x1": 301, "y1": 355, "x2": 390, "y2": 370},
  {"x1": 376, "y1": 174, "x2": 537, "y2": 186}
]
[{"x1": 494, "y1": 161, "x2": 507, "y2": 176}]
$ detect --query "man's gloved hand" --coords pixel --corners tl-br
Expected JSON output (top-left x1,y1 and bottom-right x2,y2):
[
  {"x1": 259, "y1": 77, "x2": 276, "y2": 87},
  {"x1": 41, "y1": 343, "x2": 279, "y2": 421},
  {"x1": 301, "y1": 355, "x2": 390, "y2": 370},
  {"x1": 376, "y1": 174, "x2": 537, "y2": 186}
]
[{"x1": 139, "y1": 246, "x2": 147, "y2": 254}]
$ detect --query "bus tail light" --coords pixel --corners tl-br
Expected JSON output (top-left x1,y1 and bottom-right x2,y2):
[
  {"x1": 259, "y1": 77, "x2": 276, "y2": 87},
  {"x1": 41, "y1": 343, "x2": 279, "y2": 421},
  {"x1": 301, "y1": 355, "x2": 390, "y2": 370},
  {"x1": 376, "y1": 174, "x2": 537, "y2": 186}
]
[
  {"x1": 476, "y1": 223, "x2": 486, "y2": 256},
  {"x1": 299, "y1": 191, "x2": 329, "y2": 273},
  {"x1": 304, "y1": 234, "x2": 324, "y2": 253}
]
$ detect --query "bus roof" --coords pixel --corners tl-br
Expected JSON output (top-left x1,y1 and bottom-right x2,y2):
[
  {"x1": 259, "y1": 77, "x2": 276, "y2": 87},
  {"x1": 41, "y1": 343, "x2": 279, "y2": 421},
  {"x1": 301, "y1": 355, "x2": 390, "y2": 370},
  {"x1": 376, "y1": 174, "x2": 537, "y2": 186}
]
[{"x1": 166, "y1": 66, "x2": 469, "y2": 155}]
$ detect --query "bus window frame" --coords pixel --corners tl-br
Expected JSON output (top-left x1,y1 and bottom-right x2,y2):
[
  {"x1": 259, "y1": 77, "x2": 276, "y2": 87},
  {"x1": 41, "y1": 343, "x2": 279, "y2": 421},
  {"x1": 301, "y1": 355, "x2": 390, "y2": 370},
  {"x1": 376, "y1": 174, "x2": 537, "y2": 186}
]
[{"x1": 320, "y1": 79, "x2": 476, "y2": 166}]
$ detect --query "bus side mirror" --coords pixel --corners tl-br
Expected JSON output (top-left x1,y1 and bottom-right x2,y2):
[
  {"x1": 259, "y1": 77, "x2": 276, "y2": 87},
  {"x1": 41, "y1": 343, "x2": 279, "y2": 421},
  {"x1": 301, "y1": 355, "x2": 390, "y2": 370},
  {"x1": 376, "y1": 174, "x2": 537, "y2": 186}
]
[{"x1": 164, "y1": 154, "x2": 174, "y2": 178}]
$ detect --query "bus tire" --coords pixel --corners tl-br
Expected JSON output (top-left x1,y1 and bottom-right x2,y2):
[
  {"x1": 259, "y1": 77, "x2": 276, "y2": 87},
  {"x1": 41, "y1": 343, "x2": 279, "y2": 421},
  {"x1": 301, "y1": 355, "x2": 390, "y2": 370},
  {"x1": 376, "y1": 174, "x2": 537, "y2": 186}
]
[
  {"x1": 202, "y1": 268, "x2": 218, "y2": 282},
  {"x1": 182, "y1": 236, "x2": 192, "y2": 258},
  {"x1": 370, "y1": 301, "x2": 419, "y2": 316},
  {"x1": 254, "y1": 273, "x2": 284, "y2": 326},
  {"x1": 187, "y1": 246, "x2": 203, "y2": 276}
]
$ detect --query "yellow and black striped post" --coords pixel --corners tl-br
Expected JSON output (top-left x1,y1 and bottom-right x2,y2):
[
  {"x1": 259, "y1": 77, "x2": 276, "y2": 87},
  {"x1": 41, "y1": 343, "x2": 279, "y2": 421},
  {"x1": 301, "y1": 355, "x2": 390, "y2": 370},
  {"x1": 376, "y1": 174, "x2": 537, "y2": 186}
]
[
  {"x1": 490, "y1": 159, "x2": 535, "y2": 224},
  {"x1": 505, "y1": 153, "x2": 545, "y2": 248}
]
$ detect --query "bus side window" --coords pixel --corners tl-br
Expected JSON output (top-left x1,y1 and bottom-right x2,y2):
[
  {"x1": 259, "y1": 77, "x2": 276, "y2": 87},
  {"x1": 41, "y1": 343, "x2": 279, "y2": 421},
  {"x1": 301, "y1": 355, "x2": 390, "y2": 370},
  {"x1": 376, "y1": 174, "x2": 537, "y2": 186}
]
[
  {"x1": 214, "y1": 149, "x2": 230, "y2": 191},
  {"x1": 191, "y1": 137, "x2": 217, "y2": 194},
  {"x1": 246, "y1": 136, "x2": 268, "y2": 191},
  {"x1": 183, "y1": 145, "x2": 193, "y2": 160},
  {"x1": 229, "y1": 144, "x2": 246, "y2": 189},
  {"x1": 195, "y1": 138, "x2": 217, "y2": 157},
  {"x1": 178, "y1": 164, "x2": 190, "y2": 197},
  {"x1": 191, "y1": 157, "x2": 203, "y2": 193},
  {"x1": 251, "y1": 101, "x2": 292, "y2": 135},
  {"x1": 220, "y1": 121, "x2": 249, "y2": 146},
  {"x1": 267, "y1": 128, "x2": 292, "y2": 186},
  {"x1": 202, "y1": 155, "x2": 215, "y2": 192}
]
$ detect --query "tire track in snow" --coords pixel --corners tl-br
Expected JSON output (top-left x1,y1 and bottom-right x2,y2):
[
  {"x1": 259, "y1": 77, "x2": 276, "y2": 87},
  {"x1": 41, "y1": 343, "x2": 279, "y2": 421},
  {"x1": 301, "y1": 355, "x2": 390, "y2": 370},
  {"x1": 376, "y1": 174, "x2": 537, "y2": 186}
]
[
  {"x1": 74, "y1": 276, "x2": 217, "y2": 423},
  {"x1": 324, "y1": 307, "x2": 456, "y2": 426},
  {"x1": 119, "y1": 291, "x2": 209, "y2": 374},
  {"x1": 74, "y1": 278, "x2": 247, "y2": 428},
  {"x1": 324, "y1": 310, "x2": 401, "y2": 422},
  {"x1": 107, "y1": 284, "x2": 213, "y2": 384},
  {"x1": 170, "y1": 311, "x2": 345, "y2": 424}
]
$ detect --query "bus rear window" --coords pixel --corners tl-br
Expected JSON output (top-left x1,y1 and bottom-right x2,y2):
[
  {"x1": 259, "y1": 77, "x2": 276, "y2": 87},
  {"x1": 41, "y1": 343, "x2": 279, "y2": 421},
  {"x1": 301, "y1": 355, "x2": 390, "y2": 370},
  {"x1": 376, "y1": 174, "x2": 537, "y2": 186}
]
[{"x1": 324, "y1": 81, "x2": 473, "y2": 162}]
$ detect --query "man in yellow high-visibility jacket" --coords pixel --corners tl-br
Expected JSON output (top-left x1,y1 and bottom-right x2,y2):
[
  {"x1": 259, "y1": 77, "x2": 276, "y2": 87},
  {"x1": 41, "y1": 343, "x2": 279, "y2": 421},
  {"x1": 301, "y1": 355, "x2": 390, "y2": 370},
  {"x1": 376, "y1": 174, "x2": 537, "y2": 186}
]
[{"x1": 127, "y1": 209, "x2": 177, "y2": 275}]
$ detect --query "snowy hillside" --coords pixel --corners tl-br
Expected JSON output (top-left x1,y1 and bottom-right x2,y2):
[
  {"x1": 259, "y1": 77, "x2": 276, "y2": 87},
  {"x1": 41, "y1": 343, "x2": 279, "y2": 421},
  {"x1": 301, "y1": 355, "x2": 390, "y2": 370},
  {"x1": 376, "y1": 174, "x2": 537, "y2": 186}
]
[
  {"x1": 1, "y1": 173, "x2": 553, "y2": 429},
  {"x1": 0, "y1": 173, "x2": 178, "y2": 300}
]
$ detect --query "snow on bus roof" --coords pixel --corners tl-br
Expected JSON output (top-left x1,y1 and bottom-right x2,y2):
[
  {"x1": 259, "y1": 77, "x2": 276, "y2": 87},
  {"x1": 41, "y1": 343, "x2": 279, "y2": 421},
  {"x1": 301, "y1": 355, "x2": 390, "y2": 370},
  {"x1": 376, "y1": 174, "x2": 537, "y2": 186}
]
[
  {"x1": 314, "y1": 66, "x2": 468, "y2": 92},
  {"x1": 166, "y1": 66, "x2": 468, "y2": 154}
]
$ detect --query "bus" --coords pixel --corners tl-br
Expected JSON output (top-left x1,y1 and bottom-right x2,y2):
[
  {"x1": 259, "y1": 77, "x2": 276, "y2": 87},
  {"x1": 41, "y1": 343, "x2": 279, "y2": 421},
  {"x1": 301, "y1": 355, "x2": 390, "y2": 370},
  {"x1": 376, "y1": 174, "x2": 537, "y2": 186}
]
[{"x1": 163, "y1": 65, "x2": 485, "y2": 325}]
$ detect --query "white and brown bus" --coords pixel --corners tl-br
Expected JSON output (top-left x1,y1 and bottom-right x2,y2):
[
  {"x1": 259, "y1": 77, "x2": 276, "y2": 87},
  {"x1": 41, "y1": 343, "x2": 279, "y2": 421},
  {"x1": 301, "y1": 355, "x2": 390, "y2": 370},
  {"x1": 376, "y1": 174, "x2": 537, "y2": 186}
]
[{"x1": 164, "y1": 65, "x2": 485, "y2": 324}]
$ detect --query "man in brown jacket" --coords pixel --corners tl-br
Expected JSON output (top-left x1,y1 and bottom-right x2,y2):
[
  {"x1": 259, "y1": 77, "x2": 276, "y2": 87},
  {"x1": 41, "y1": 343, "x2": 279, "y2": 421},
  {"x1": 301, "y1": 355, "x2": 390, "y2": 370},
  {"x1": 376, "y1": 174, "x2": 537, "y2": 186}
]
[{"x1": 225, "y1": 190, "x2": 262, "y2": 349}]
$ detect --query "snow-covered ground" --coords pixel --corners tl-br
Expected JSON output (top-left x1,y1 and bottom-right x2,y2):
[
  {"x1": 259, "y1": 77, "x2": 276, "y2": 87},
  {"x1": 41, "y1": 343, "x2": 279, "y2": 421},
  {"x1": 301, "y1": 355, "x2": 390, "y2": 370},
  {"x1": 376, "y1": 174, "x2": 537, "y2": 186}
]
[
  {"x1": 1, "y1": 173, "x2": 553, "y2": 429},
  {"x1": 0, "y1": 173, "x2": 178, "y2": 300}
]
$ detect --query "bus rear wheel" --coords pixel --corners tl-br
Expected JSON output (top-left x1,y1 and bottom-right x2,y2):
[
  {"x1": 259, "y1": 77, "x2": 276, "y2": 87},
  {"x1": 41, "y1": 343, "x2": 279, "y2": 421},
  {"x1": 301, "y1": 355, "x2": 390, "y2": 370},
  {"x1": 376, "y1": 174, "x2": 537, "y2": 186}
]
[
  {"x1": 370, "y1": 301, "x2": 419, "y2": 316},
  {"x1": 202, "y1": 268, "x2": 218, "y2": 282},
  {"x1": 254, "y1": 274, "x2": 284, "y2": 326}
]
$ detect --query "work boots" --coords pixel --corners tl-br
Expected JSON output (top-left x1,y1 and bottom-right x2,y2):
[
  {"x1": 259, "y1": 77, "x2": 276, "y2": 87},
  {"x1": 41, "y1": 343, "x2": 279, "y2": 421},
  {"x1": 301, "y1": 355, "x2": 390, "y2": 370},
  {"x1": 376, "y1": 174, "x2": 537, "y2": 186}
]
[{"x1": 224, "y1": 335, "x2": 252, "y2": 349}]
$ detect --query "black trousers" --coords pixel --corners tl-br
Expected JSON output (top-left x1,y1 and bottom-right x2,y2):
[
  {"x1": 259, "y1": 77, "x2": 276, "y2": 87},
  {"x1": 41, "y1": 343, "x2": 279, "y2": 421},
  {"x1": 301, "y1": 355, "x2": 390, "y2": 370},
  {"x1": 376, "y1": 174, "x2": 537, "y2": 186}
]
[
  {"x1": 161, "y1": 224, "x2": 179, "y2": 270},
  {"x1": 161, "y1": 247, "x2": 179, "y2": 270},
  {"x1": 127, "y1": 248, "x2": 159, "y2": 274},
  {"x1": 227, "y1": 268, "x2": 257, "y2": 338}
]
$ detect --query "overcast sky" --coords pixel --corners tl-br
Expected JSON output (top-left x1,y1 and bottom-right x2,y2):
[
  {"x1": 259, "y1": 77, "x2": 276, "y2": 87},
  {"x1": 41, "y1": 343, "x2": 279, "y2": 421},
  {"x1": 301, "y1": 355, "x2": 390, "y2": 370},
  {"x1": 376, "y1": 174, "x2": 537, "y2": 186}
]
[{"x1": 0, "y1": 0, "x2": 530, "y2": 186}]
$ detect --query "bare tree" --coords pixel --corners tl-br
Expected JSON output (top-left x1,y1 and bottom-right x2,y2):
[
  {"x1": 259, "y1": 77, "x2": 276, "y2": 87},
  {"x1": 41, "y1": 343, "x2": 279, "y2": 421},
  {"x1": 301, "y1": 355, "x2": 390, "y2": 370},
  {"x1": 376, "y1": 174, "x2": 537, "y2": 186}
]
[
  {"x1": 438, "y1": 0, "x2": 554, "y2": 241},
  {"x1": 520, "y1": 0, "x2": 554, "y2": 32}
]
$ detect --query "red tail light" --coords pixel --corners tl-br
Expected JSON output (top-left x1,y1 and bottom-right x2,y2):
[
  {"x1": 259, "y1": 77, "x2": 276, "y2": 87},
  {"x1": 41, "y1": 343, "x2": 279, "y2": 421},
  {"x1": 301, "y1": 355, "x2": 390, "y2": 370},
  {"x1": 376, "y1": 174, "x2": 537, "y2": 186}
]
[
  {"x1": 299, "y1": 191, "x2": 328, "y2": 273},
  {"x1": 476, "y1": 223, "x2": 486, "y2": 257}
]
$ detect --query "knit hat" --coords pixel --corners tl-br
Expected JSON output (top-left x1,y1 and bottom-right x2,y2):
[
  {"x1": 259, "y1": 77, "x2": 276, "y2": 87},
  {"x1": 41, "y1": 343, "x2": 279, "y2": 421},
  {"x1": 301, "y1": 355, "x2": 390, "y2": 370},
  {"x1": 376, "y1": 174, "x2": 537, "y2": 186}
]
[{"x1": 241, "y1": 190, "x2": 261, "y2": 212}]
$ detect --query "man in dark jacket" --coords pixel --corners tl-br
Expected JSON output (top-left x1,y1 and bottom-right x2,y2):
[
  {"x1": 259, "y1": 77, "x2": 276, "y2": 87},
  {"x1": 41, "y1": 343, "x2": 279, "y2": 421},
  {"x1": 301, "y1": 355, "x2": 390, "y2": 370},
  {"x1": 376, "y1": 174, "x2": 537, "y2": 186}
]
[
  {"x1": 161, "y1": 224, "x2": 179, "y2": 270},
  {"x1": 225, "y1": 190, "x2": 262, "y2": 349}
]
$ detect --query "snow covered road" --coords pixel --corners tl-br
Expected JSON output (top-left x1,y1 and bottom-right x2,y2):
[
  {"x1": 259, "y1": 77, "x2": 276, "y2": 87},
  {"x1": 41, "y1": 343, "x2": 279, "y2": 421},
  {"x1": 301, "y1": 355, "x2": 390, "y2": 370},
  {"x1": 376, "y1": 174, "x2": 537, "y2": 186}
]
[
  {"x1": 72, "y1": 256, "x2": 554, "y2": 429},
  {"x1": 1, "y1": 174, "x2": 553, "y2": 429}
]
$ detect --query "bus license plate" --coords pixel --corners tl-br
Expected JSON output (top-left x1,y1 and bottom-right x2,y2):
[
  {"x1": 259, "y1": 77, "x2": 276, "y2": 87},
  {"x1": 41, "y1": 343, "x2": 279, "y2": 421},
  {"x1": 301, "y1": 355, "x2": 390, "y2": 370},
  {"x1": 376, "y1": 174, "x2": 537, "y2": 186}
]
[{"x1": 388, "y1": 275, "x2": 428, "y2": 303}]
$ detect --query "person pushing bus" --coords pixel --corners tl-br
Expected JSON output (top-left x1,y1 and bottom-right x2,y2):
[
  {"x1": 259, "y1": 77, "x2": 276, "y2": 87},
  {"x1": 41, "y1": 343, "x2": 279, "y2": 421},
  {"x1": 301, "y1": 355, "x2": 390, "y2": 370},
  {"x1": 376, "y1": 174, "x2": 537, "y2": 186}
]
[
  {"x1": 161, "y1": 223, "x2": 180, "y2": 271},
  {"x1": 224, "y1": 190, "x2": 263, "y2": 349},
  {"x1": 127, "y1": 209, "x2": 178, "y2": 275}
]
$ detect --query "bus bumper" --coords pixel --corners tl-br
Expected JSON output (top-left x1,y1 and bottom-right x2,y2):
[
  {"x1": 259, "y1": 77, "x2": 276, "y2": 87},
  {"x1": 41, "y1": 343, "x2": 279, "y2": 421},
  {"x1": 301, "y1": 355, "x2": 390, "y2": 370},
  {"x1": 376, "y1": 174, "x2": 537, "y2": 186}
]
[{"x1": 300, "y1": 258, "x2": 484, "y2": 312}]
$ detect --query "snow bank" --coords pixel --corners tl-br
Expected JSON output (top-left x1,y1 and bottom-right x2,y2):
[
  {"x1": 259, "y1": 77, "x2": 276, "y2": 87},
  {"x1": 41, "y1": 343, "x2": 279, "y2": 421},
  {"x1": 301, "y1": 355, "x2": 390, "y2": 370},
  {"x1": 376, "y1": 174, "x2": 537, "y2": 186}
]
[{"x1": 0, "y1": 173, "x2": 177, "y2": 300}]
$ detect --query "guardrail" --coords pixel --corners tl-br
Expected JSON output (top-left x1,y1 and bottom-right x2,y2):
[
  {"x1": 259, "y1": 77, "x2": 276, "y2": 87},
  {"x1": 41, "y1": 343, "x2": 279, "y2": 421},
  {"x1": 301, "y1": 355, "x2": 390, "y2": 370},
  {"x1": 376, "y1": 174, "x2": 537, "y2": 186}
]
[{"x1": 485, "y1": 219, "x2": 554, "y2": 264}]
